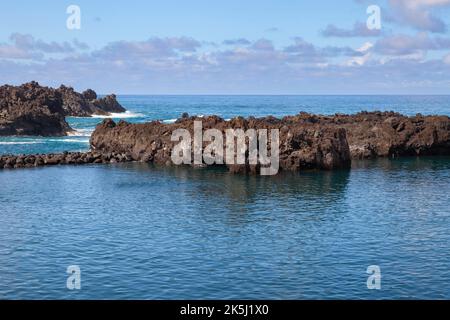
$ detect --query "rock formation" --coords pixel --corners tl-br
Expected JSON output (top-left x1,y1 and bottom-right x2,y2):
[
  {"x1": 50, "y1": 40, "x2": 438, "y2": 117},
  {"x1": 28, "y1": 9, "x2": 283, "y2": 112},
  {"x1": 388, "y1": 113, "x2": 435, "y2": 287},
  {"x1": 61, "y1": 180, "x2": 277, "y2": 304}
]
[
  {"x1": 1, "y1": 111, "x2": 449, "y2": 173},
  {"x1": 89, "y1": 115, "x2": 352, "y2": 173},
  {"x1": 0, "y1": 82, "x2": 126, "y2": 136},
  {"x1": 0, "y1": 81, "x2": 72, "y2": 136},
  {"x1": 282, "y1": 111, "x2": 450, "y2": 158},
  {"x1": 88, "y1": 111, "x2": 450, "y2": 173},
  {"x1": 0, "y1": 151, "x2": 133, "y2": 169},
  {"x1": 57, "y1": 85, "x2": 126, "y2": 117}
]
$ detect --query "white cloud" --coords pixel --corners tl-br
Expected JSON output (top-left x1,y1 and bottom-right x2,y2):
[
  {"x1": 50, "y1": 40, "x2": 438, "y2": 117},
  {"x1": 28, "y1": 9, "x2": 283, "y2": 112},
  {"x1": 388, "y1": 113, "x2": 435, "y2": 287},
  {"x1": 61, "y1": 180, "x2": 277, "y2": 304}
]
[
  {"x1": 345, "y1": 42, "x2": 373, "y2": 66},
  {"x1": 389, "y1": 0, "x2": 450, "y2": 32}
]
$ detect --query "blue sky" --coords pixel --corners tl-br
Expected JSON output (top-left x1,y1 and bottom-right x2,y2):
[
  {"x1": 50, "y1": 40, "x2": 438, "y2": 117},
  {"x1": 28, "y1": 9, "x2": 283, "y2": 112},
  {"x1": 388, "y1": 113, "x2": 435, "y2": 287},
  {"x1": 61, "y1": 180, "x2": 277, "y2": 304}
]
[{"x1": 1, "y1": 0, "x2": 450, "y2": 94}]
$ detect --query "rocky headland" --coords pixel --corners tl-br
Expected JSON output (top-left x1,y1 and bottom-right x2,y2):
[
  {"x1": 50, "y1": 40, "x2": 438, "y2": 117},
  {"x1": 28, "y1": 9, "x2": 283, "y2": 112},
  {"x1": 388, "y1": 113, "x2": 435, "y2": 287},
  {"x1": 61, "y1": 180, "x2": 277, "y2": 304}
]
[
  {"x1": 0, "y1": 82, "x2": 125, "y2": 136},
  {"x1": 0, "y1": 82, "x2": 71, "y2": 136},
  {"x1": 58, "y1": 85, "x2": 125, "y2": 117},
  {"x1": 1, "y1": 111, "x2": 449, "y2": 174}
]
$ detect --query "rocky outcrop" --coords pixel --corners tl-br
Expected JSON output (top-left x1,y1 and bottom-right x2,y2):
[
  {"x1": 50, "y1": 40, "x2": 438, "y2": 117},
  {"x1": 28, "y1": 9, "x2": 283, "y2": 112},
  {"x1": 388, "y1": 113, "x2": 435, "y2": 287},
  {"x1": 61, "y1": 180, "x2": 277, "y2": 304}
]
[
  {"x1": 90, "y1": 116, "x2": 352, "y2": 173},
  {"x1": 0, "y1": 81, "x2": 126, "y2": 136},
  {"x1": 88, "y1": 111, "x2": 450, "y2": 173},
  {"x1": 57, "y1": 85, "x2": 126, "y2": 117},
  {"x1": 1, "y1": 111, "x2": 449, "y2": 173},
  {"x1": 0, "y1": 151, "x2": 133, "y2": 169},
  {"x1": 0, "y1": 82, "x2": 72, "y2": 136},
  {"x1": 282, "y1": 111, "x2": 450, "y2": 158}
]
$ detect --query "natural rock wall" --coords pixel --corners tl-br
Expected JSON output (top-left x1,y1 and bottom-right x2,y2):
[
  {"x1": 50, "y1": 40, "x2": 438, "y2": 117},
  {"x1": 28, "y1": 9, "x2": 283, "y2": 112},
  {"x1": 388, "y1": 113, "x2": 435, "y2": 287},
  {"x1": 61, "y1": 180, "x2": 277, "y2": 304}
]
[
  {"x1": 90, "y1": 115, "x2": 352, "y2": 173},
  {"x1": 0, "y1": 151, "x2": 132, "y2": 169},
  {"x1": 1, "y1": 111, "x2": 448, "y2": 173},
  {"x1": 282, "y1": 111, "x2": 450, "y2": 158}
]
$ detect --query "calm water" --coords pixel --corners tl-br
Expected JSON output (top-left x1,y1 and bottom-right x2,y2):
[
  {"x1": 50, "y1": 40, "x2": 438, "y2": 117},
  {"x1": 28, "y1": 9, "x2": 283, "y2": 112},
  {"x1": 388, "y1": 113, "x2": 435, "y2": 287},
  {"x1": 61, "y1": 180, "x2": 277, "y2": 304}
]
[
  {"x1": 0, "y1": 159, "x2": 449, "y2": 299},
  {"x1": 0, "y1": 95, "x2": 449, "y2": 299}
]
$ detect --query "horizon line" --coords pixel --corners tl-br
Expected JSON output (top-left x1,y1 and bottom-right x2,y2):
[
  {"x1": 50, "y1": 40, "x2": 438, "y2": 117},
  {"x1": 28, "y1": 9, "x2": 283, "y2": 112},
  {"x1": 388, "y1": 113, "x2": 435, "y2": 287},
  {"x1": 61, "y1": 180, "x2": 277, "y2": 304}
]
[{"x1": 103, "y1": 93, "x2": 450, "y2": 96}]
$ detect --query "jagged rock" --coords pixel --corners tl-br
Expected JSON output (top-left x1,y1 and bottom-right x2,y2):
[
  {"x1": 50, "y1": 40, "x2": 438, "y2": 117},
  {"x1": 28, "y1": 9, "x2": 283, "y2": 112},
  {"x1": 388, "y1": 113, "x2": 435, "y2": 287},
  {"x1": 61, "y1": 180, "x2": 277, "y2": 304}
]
[
  {"x1": 57, "y1": 85, "x2": 125, "y2": 117},
  {"x1": 1, "y1": 111, "x2": 449, "y2": 174},
  {"x1": 93, "y1": 94, "x2": 126, "y2": 114},
  {"x1": 90, "y1": 115, "x2": 352, "y2": 173},
  {"x1": 0, "y1": 81, "x2": 72, "y2": 136},
  {"x1": 281, "y1": 111, "x2": 450, "y2": 158},
  {"x1": 82, "y1": 89, "x2": 97, "y2": 101},
  {"x1": 0, "y1": 81, "x2": 126, "y2": 136}
]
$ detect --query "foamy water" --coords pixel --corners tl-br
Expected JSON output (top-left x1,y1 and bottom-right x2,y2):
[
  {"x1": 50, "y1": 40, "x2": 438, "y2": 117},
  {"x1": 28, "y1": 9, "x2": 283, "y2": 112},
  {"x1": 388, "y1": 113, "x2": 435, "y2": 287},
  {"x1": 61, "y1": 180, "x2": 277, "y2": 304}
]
[
  {"x1": 89, "y1": 111, "x2": 144, "y2": 119},
  {"x1": 0, "y1": 141, "x2": 43, "y2": 145}
]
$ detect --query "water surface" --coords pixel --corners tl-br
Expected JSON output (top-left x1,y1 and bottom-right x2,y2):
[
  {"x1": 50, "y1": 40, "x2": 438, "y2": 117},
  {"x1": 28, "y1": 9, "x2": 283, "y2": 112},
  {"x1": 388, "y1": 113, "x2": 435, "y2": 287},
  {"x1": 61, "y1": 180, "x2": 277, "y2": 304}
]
[{"x1": 0, "y1": 157, "x2": 449, "y2": 299}]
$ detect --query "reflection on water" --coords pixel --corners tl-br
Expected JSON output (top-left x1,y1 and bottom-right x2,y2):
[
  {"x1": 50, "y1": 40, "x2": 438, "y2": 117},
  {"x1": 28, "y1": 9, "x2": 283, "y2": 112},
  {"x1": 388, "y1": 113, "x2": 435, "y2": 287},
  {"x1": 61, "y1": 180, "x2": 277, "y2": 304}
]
[{"x1": 0, "y1": 157, "x2": 449, "y2": 299}]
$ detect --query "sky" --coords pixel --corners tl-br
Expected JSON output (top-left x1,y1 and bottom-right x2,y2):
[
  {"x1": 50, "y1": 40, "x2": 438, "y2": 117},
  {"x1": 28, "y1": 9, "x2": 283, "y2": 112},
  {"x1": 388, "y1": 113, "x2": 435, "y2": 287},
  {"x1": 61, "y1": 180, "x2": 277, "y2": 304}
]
[{"x1": 1, "y1": 0, "x2": 450, "y2": 94}]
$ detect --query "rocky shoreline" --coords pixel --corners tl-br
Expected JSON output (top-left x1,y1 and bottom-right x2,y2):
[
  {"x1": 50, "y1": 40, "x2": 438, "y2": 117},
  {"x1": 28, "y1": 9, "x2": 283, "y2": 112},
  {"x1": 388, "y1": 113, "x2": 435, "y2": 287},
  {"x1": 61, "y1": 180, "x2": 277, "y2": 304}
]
[
  {"x1": 0, "y1": 151, "x2": 132, "y2": 169},
  {"x1": 0, "y1": 82, "x2": 126, "y2": 136},
  {"x1": 1, "y1": 111, "x2": 449, "y2": 173}
]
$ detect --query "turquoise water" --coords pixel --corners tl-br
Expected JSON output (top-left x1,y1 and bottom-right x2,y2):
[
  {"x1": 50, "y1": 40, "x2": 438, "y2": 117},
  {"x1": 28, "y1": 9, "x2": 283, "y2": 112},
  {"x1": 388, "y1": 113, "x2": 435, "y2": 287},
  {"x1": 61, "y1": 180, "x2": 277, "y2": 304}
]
[
  {"x1": 1, "y1": 95, "x2": 450, "y2": 155},
  {"x1": 0, "y1": 96, "x2": 449, "y2": 299}
]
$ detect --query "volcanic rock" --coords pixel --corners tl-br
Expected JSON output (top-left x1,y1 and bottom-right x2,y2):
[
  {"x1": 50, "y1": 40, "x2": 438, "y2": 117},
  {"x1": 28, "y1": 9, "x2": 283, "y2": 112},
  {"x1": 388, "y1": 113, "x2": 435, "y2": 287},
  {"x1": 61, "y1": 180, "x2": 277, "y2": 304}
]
[
  {"x1": 57, "y1": 85, "x2": 126, "y2": 117},
  {"x1": 90, "y1": 116, "x2": 352, "y2": 173},
  {"x1": 0, "y1": 81, "x2": 72, "y2": 136}
]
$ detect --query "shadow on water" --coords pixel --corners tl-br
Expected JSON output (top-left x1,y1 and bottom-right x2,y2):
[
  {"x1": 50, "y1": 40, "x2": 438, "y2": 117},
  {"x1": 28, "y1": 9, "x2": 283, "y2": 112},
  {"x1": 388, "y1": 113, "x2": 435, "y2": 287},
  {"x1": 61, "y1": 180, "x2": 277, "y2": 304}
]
[
  {"x1": 111, "y1": 162, "x2": 352, "y2": 227},
  {"x1": 0, "y1": 156, "x2": 449, "y2": 299},
  {"x1": 352, "y1": 156, "x2": 450, "y2": 172}
]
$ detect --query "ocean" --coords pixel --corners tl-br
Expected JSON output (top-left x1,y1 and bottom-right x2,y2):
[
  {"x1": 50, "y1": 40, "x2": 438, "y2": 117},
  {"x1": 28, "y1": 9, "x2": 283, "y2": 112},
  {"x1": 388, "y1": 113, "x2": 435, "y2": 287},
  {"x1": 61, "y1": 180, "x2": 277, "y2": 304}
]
[
  {"x1": 0, "y1": 95, "x2": 449, "y2": 299},
  {"x1": 1, "y1": 95, "x2": 450, "y2": 155}
]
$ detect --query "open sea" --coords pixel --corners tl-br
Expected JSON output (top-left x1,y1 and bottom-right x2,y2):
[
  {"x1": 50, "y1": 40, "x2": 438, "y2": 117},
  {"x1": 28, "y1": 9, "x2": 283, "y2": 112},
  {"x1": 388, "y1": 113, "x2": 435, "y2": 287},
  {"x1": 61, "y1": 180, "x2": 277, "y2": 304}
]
[{"x1": 0, "y1": 95, "x2": 449, "y2": 299}]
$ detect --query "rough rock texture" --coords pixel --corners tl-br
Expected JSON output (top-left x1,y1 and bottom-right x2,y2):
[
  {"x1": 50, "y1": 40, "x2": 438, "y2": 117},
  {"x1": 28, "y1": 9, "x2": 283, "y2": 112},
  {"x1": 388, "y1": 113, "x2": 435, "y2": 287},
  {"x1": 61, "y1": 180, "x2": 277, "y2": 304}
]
[
  {"x1": 1, "y1": 111, "x2": 449, "y2": 173},
  {"x1": 89, "y1": 116, "x2": 352, "y2": 173},
  {"x1": 0, "y1": 81, "x2": 72, "y2": 136},
  {"x1": 57, "y1": 85, "x2": 126, "y2": 117},
  {"x1": 0, "y1": 151, "x2": 133, "y2": 169},
  {"x1": 0, "y1": 81, "x2": 126, "y2": 136},
  {"x1": 282, "y1": 111, "x2": 450, "y2": 158}
]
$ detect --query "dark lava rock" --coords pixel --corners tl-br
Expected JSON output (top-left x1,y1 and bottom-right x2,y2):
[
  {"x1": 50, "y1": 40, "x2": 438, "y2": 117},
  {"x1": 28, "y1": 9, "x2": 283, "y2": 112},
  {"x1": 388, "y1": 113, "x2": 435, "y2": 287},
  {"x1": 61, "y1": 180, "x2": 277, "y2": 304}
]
[
  {"x1": 0, "y1": 81, "x2": 126, "y2": 136},
  {"x1": 0, "y1": 81, "x2": 72, "y2": 136},
  {"x1": 282, "y1": 111, "x2": 450, "y2": 158},
  {"x1": 0, "y1": 151, "x2": 134, "y2": 170},
  {"x1": 90, "y1": 115, "x2": 352, "y2": 173},
  {"x1": 57, "y1": 85, "x2": 126, "y2": 117}
]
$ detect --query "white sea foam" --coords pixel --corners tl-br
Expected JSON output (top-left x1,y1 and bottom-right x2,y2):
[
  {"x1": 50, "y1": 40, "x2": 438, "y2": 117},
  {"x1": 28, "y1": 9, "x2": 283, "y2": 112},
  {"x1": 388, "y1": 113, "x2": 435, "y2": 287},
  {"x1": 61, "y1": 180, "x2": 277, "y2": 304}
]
[
  {"x1": 67, "y1": 129, "x2": 94, "y2": 137},
  {"x1": 163, "y1": 119, "x2": 177, "y2": 124},
  {"x1": 90, "y1": 111, "x2": 144, "y2": 119},
  {"x1": 0, "y1": 141, "x2": 43, "y2": 145},
  {"x1": 46, "y1": 139, "x2": 90, "y2": 143}
]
